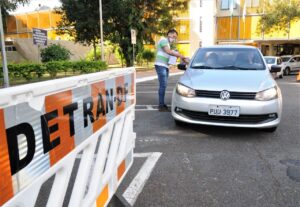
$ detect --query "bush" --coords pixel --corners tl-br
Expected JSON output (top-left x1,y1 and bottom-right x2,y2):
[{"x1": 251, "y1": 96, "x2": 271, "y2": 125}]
[
  {"x1": 0, "y1": 60, "x2": 107, "y2": 83},
  {"x1": 45, "y1": 61, "x2": 63, "y2": 78},
  {"x1": 136, "y1": 52, "x2": 144, "y2": 66},
  {"x1": 8, "y1": 63, "x2": 45, "y2": 80},
  {"x1": 72, "y1": 60, "x2": 108, "y2": 74},
  {"x1": 41, "y1": 44, "x2": 71, "y2": 63},
  {"x1": 141, "y1": 49, "x2": 155, "y2": 68}
]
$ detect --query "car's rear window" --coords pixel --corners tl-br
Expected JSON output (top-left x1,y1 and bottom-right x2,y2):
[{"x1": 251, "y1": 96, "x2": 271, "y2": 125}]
[
  {"x1": 264, "y1": 57, "x2": 276, "y2": 64},
  {"x1": 191, "y1": 48, "x2": 266, "y2": 70}
]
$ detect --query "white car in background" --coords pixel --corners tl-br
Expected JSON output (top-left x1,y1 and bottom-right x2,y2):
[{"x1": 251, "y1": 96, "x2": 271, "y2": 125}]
[
  {"x1": 264, "y1": 56, "x2": 284, "y2": 79},
  {"x1": 281, "y1": 55, "x2": 300, "y2": 75}
]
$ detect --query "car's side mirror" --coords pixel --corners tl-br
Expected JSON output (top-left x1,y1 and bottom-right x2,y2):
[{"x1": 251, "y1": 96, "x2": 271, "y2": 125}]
[
  {"x1": 270, "y1": 65, "x2": 281, "y2": 73},
  {"x1": 177, "y1": 63, "x2": 187, "y2": 71}
]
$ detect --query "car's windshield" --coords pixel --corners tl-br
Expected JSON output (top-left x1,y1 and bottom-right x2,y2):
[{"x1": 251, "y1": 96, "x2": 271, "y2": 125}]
[
  {"x1": 282, "y1": 57, "x2": 291, "y2": 62},
  {"x1": 264, "y1": 57, "x2": 276, "y2": 64},
  {"x1": 191, "y1": 48, "x2": 266, "y2": 70}
]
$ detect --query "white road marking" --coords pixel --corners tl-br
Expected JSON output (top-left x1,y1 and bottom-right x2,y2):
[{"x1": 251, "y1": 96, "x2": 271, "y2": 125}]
[
  {"x1": 136, "y1": 72, "x2": 184, "y2": 83},
  {"x1": 123, "y1": 152, "x2": 162, "y2": 206},
  {"x1": 146, "y1": 105, "x2": 153, "y2": 110},
  {"x1": 279, "y1": 82, "x2": 300, "y2": 86},
  {"x1": 134, "y1": 153, "x2": 154, "y2": 158},
  {"x1": 135, "y1": 109, "x2": 158, "y2": 112},
  {"x1": 135, "y1": 105, "x2": 172, "y2": 112},
  {"x1": 183, "y1": 153, "x2": 194, "y2": 172}
]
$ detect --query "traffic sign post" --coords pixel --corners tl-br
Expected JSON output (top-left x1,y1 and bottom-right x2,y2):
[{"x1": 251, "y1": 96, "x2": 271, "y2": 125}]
[
  {"x1": 131, "y1": 29, "x2": 137, "y2": 66},
  {"x1": 33, "y1": 28, "x2": 47, "y2": 63},
  {"x1": 0, "y1": 8, "x2": 10, "y2": 87}
]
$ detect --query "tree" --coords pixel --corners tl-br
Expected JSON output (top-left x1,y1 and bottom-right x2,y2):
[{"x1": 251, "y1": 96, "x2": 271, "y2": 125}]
[
  {"x1": 57, "y1": 0, "x2": 187, "y2": 66},
  {"x1": 258, "y1": 0, "x2": 300, "y2": 36},
  {"x1": 56, "y1": 0, "x2": 100, "y2": 61},
  {"x1": 41, "y1": 44, "x2": 71, "y2": 62}
]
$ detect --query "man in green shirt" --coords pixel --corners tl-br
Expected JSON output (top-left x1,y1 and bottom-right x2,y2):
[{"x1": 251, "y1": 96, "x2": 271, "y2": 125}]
[{"x1": 155, "y1": 29, "x2": 188, "y2": 112}]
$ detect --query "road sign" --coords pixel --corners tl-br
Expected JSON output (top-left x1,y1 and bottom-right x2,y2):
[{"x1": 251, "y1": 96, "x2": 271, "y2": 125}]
[
  {"x1": 33, "y1": 28, "x2": 48, "y2": 46},
  {"x1": 131, "y1": 29, "x2": 137, "y2": 45}
]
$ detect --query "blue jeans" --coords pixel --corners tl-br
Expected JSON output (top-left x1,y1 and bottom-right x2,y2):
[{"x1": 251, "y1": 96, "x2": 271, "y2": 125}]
[{"x1": 155, "y1": 65, "x2": 169, "y2": 106}]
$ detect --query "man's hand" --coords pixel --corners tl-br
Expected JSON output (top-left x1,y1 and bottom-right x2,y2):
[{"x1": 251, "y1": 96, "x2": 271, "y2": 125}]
[{"x1": 181, "y1": 57, "x2": 190, "y2": 64}]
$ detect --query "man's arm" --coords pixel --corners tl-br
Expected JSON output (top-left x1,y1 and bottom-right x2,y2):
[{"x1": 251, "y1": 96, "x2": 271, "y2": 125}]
[{"x1": 162, "y1": 46, "x2": 189, "y2": 63}]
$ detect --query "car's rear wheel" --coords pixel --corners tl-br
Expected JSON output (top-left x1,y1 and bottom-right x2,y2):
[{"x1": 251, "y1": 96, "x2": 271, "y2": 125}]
[
  {"x1": 262, "y1": 127, "x2": 277, "y2": 133},
  {"x1": 284, "y1": 67, "x2": 290, "y2": 76}
]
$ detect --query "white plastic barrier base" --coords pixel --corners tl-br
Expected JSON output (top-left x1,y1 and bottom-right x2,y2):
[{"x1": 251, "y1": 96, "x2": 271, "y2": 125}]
[{"x1": 0, "y1": 68, "x2": 136, "y2": 207}]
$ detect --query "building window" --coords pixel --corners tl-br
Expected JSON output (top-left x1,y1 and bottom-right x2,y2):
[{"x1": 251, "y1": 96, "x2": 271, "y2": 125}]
[
  {"x1": 221, "y1": 0, "x2": 237, "y2": 10},
  {"x1": 200, "y1": 17, "x2": 202, "y2": 32},
  {"x1": 246, "y1": 0, "x2": 259, "y2": 7},
  {"x1": 200, "y1": 0, "x2": 202, "y2": 7},
  {"x1": 5, "y1": 46, "x2": 17, "y2": 52}
]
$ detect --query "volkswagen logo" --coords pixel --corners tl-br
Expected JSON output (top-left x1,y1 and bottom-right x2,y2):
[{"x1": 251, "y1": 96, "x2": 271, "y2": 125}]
[{"x1": 220, "y1": 90, "x2": 230, "y2": 100}]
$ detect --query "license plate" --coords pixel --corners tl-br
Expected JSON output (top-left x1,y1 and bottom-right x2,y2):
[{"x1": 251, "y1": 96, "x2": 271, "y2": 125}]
[{"x1": 208, "y1": 105, "x2": 240, "y2": 117}]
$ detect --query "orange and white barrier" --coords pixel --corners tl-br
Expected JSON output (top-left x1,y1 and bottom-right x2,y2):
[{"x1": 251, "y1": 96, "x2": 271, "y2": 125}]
[
  {"x1": 297, "y1": 71, "x2": 300, "y2": 82},
  {"x1": 0, "y1": 68, "x2": 136, "y2": 207}
]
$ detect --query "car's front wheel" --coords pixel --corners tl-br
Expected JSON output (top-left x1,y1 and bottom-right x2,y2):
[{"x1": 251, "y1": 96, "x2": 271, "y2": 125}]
[
  {"x1": 284, "y1": 67, "x2": 290, "y2": 76},
  {"x1": 262, "y1": 127, "x2": 277, "y2": 133},
  {"x1": 174, "y1": 119, "x2": 185, "y2": 126}
]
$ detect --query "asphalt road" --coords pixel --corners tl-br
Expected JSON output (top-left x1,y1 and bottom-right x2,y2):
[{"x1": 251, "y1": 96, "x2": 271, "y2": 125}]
[{"x1": 117, "y1": 74, "x2": 300, "y2": 207}]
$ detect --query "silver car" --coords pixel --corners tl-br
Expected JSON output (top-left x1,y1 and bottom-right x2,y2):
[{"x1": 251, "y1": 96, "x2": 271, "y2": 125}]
[{"x1": 172, "y1": 45, "x2": 282, "y2": 132}]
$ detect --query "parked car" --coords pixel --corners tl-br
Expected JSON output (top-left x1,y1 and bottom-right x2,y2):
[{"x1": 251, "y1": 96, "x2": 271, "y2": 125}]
[
  {"x1": 264, "y1": 56, "x2": 284, "y2": 78},
  {"x1": 281, "y1": 55, "x2": 300, "y2": 75},
  {"x1": 172, "y1": 45, "x2": 282, "y2": 132}
]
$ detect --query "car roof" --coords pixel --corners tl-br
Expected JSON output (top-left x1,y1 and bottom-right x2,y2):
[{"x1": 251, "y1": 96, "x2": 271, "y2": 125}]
[{"x1": 201, "y1": 45, "x2": 257, "y2": 49}]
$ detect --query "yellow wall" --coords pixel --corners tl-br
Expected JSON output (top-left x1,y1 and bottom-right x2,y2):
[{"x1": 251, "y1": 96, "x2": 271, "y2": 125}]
[
  {"x1": 239, "y1": 16, "x2": 261, "y2": 39},
  {"x1": 175, "y1": 19, "x2": 190, "y2": 42},
  {"x1": 177, "y1": 43, "x2": 190, "y2": 56},
  {"x1": 217, "y1": 15, "x2": 300, "y2": 41},
  {"x1": 217, "y1": 0, "x2": 300, "y2": 41},
  {"x1": 5, "y1": 11, "x2": 63, "y2": 40},
  {"x1": 289, "y1": 20, "x2": 300, "y2": 39},
  {"x1": 217, "y1": 17, "x2": 239, "y2": 40}
]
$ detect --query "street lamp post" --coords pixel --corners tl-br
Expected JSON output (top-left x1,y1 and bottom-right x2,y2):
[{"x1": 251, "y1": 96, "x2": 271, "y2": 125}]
[
  {"x1": 0, "y1": 7, "x2": 10, "y2": 87},
  {"x1": 99, "y1": 0, "x2": 104, "y2": 61}
]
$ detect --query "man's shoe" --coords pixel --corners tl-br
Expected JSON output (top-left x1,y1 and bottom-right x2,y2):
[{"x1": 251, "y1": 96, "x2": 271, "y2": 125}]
[{"x1": 158, "y1": 105, "x2": 170, "y2": 112}]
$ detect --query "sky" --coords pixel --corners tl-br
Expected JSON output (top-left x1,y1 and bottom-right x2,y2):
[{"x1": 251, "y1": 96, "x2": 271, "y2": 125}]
[{"x1": 10, "y1": 0, "x2": 61, "y2": 14}]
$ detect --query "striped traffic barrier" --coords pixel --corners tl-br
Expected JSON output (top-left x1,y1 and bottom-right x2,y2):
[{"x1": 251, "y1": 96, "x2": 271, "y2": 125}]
[{"x1": 0, "y1": 67, "x2": 136, "y2": 207}]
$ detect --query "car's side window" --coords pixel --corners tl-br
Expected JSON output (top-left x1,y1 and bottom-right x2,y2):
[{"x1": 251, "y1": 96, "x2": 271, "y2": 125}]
[{"x1": 290, "y1": 58, "x2": 295, "y2": 63}]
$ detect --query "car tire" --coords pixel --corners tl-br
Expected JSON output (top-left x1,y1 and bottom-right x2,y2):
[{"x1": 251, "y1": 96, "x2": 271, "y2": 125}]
[
  {"x1": 284, "y1": 67, "x2": 290, "y2": 76},
  {"x1": 262, "y1": 127, "x2": 277, "y2": 133},
  {"x1": 279, "y1": 74, "x2": 283, "y2": 79},
  {"x1": 174, "y1": 119, "x2": 185, "y2": 126}
]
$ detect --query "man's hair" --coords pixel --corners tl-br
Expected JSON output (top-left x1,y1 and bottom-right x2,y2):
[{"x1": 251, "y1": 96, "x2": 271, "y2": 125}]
[{"x1": 167, "y1": 29, "x2": 178, "y2": 36}]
